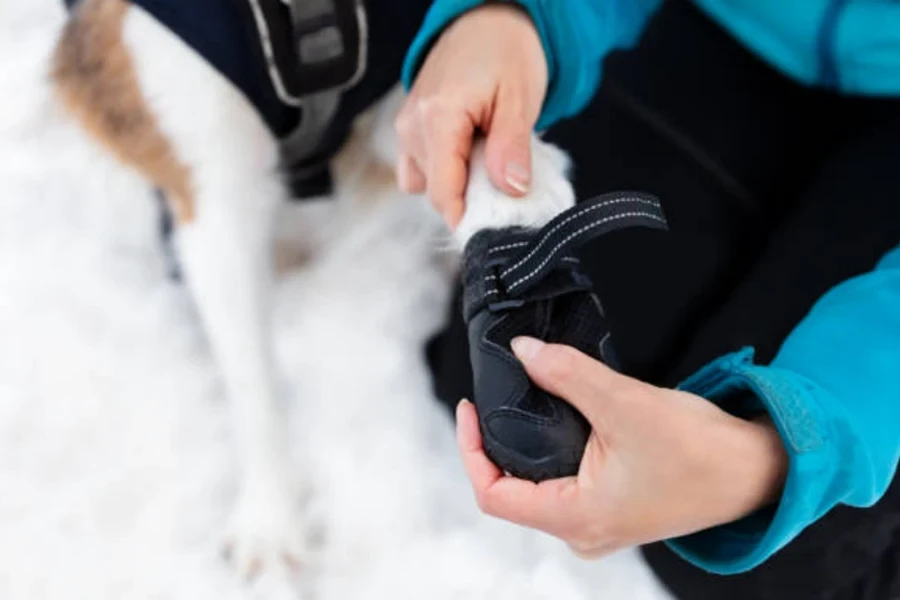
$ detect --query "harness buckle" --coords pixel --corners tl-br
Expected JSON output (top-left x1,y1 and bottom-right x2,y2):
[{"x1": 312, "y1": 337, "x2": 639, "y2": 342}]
[{"x1": 288, "y1": 0, "x2": 367, "y2": 97}]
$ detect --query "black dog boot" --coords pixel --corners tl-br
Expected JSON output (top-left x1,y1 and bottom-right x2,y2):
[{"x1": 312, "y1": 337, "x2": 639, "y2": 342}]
[{"x1": 461, "y1": 192, "x2": 667, "y2": 481}]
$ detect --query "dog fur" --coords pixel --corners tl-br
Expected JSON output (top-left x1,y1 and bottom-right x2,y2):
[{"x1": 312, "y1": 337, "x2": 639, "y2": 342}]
[
  {"x1": 51, "y1": 0, "x2": 576, "y2": 578},
  {"x1": 54, "y1": 0, "x2": 195, "y2": 222}
]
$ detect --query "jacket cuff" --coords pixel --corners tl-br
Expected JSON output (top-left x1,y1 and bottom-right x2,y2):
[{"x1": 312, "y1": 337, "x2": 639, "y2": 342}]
[{"x1": 664, "y1": 348, "x2": 844, "y2": 574}]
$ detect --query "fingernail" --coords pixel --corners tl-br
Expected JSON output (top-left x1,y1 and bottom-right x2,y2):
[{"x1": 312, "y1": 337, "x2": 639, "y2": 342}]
[
  {"x1": 505, "y1": 161, "x2": 530, "y2": 194},
  {"x1": 457, "y1": 398, "x2": 471, "y2": 409},
  {"x1": 511, "y1": 336, "x2": 544, "y2": 362}
]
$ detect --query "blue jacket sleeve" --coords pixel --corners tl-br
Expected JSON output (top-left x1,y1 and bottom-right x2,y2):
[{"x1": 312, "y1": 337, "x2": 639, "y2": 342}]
[
  {"x1": 666, "y1": 243, "x2": 900, "y2": 574},
  {"x1": 401, "y1": 0, "x2": 663, "y2": 130}
]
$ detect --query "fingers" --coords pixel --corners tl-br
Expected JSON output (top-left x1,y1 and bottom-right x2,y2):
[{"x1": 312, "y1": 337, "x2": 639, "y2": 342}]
[
  {"x1": 424, "y1": 115, "x2": 472, "y2": 227},
  {"x1": 484, "y1": 90, "x2": 533, "y2": 197},
  {"x1": 456, "y1": 400, "x2": 581, "y2": 533},
  {"x1": 395, "y1": 97, "x2": 473, "y2": 227},
  {"x1": 458, "y1": 399, "x2": 614, "y2": 560},
  {"x1": 509, "y1": 337, "x2": 609, "y2": 420},
  {"x1": 509, "y1": 337, "x2": 648, "y2": 425},
  {"x1": 567, "y1": 542, "x2": 611, "y2": 561},
  {"x1": 456, "y1": 399, "x2": 503, "y2": 491},
  {"x1": 395, "y1": 86, "x2": 538, "y2": 227},
  {"x1": 397, "y1": 153, "x2": 426, "y2": 194},
  {"x1": 395, "y1": 107, "x2": 427, "y2": 193}
]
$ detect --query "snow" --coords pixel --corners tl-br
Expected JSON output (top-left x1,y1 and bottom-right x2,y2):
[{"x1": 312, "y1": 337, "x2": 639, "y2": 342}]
[{"x1": 0, "y1": 2, "x2": 673, "y2": 598}]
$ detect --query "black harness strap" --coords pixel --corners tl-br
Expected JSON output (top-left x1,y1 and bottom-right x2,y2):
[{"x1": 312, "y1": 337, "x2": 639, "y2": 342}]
[
  {"x1": 287, "y1": 0, "x2": 367, "y2": 98},
  {"x1": 61, "y1": 0, "x2": 366, "y2": 198}
]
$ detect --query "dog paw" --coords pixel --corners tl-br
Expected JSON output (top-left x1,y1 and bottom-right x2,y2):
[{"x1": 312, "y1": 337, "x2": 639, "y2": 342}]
[{"x1": 222, "y1": 482, "x2": 309, "y2": 580}]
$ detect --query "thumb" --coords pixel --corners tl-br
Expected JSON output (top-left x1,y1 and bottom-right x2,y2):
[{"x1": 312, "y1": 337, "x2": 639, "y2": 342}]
[
  {"x1": 510, "y1": 336, "x2": 638, "y2": 422},
  {"x1": 484, "y1": 98, "x2": 533, "y2": 198}
]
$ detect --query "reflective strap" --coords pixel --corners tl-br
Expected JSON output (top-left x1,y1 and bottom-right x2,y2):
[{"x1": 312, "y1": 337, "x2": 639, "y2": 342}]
[{"x1": 486, "y1": 192, "x2": 668, "y2": 300}]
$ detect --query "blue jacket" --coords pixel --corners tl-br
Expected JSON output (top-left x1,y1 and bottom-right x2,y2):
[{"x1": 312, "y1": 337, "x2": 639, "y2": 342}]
[
  {"x1": 403, "y1": 0, "x2": 900, "y2": 574},
  {"x1": 670, "y1": 243, "x2": 900, "y2": 573},
  {"x1": 403, "y1": 0, "x2": 900, "y2": 129}
]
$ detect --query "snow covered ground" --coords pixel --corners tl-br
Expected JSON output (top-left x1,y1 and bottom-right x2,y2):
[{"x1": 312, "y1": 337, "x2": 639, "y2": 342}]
[{"x1": 0, "y1": 2, "x2": 673, "y2": 598}]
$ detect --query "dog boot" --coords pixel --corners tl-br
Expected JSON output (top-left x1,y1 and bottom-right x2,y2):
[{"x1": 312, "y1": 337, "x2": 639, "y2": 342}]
[{"x1": 461, "y1": 192, "x2": 668, "y2": 481}]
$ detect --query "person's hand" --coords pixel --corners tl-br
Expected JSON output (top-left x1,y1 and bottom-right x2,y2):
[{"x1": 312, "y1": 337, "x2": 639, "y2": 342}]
[
  {"x1": 395, "y1": 3, "x2": 548, "y2": 227},
  {"x1": 456, "y1": 336, "x2": 789, "y2": 558}
]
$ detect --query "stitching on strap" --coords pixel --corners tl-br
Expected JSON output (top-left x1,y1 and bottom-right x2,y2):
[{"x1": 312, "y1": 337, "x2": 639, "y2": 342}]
[
  {"x1": 488, "y1": 241, "x2": 529, "y2": 254},
  {"x1": 499, "y1": 197, "x2": 659, "y2": 277},
  {"x1": 506, "y1": 212, "x2": 667, "y2": 293}
]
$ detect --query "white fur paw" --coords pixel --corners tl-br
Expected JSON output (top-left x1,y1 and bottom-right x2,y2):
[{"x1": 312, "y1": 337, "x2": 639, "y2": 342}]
[
  {"x1": 222, "y1": 481, "x2": 309, "y2": 580},
  {"x1": 454, "y1": 136, "x2": 576, "y2": 248}
]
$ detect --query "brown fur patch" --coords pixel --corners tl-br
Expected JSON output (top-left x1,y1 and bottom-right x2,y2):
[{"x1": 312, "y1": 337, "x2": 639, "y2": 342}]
[
  {"x1": 332, "y1": 123, "x2": 398, "y2": 197},
  {"x1": 358, "y1": 157, "x2": 398, "y2": 194},
  {"x1": 273, "y1": 239, "x2": 314, "y2": 275},
  {"x1": 52, "y1": 0, "x2": 195, "y2": 222}
]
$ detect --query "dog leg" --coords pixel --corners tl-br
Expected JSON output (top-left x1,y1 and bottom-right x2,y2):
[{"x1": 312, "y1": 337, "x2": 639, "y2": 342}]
[
  {"x1": 176, "y1": 162, "x2": 308, "y2": 579},
  {"x1": 52, "y1": 0, "x2": 306, "y2": 577},
  {"x1": 453, "y1": 137, "x2": 576, "y2": 247}
]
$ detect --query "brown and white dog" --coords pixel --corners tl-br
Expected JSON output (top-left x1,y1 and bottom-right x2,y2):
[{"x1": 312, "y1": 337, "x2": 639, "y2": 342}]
[{"x1": 51, "y1": 0, "x2": 576, "y2": 577}]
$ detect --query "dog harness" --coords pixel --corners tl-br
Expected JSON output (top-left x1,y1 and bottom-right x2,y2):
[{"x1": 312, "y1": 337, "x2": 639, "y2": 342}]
[
  {"x1": 61, "y1": 0, "x2": 428, "y2": 198},
  {"x1": 61, "y1": 0, "x2": 430, "y2": 279}
]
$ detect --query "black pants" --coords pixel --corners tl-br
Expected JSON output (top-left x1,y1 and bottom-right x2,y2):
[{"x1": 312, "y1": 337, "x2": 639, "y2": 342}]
[{"x1": 426, "y1": 2, "x2": 900, "y2": 598}]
